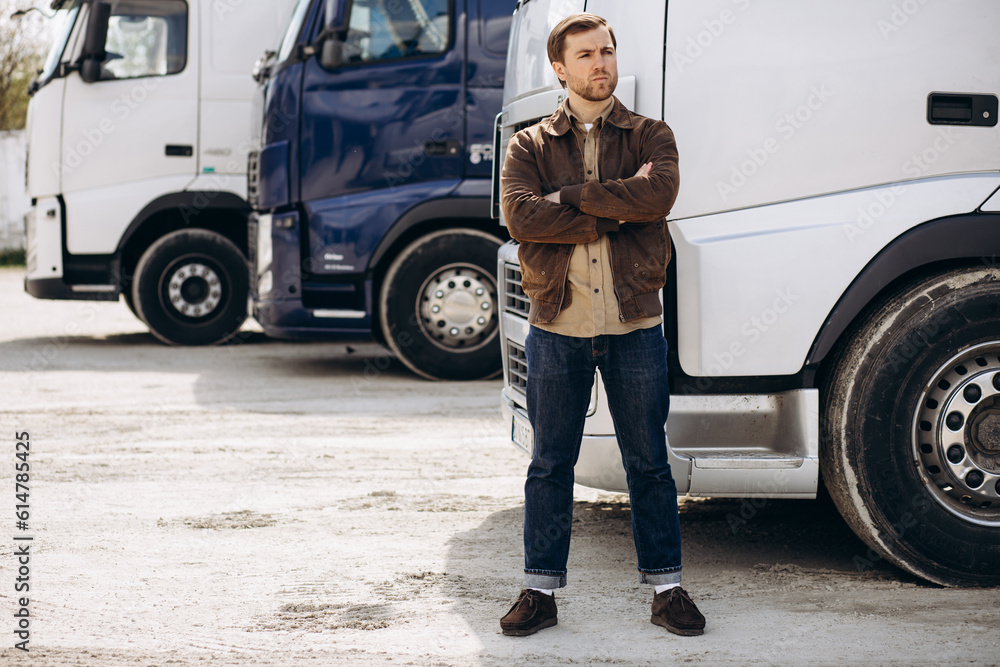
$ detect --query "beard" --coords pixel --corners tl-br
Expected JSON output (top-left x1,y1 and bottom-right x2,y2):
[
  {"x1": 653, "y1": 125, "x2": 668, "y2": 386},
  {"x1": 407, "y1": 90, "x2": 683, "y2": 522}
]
[{"x1": 566, "y1": 69, "x2": 618, "y2": 102}]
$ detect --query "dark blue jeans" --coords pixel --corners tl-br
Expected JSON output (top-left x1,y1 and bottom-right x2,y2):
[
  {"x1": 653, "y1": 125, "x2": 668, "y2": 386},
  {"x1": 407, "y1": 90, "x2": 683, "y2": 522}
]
[{"x1": 522, "y1": 325, "x2": 682, "y2": 589}]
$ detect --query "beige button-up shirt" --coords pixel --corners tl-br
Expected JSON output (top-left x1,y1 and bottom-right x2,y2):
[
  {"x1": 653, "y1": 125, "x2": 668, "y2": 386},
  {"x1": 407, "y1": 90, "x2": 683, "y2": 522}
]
[{"x1": 535, "y1": 100, "x2": 662, "y2": 338}]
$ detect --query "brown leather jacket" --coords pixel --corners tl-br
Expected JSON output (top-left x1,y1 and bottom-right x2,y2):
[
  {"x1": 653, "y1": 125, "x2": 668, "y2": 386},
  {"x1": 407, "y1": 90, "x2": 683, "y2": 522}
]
[{"x1": 500, "y1": 97, "x2": 680, "y2": 325}]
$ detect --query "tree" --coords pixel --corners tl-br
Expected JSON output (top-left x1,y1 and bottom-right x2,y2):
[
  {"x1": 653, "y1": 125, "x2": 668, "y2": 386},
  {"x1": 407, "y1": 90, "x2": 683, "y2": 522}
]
[{"x1": 0, "y1": 1, "x2": 46, "y2": 131}]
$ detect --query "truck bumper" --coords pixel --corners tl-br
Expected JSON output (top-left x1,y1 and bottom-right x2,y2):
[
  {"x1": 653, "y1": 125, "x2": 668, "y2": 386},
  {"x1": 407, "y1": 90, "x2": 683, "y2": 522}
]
[
  {"x1": 253, "y1": 298, "x2": 373, "y2": 341},
  {"x1": 251, "y1": 209, "x2": 376, "y2": 341},
  {"x1": 24, "y1": 277, "x2": 118, "y2": 301}
]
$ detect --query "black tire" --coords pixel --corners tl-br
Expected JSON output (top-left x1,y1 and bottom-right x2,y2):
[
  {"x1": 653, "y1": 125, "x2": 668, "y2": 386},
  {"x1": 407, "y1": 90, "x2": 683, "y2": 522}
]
[
  {"x1": 380, "y1": 229, "x2": 502, "y2": 381},
  {"x1": 821, "y1": 266, "x2": 1000, "y2": 586},
  {"x1": 132, "y1": 229, "x2": 249, "y2": 346}
]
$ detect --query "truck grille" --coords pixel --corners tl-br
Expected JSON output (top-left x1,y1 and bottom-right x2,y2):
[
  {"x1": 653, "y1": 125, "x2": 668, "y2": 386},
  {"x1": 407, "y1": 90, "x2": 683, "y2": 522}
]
[
  {"x1": 247, "y1": 150, "x2": 260, "y2": 208},
  {"x1": 507, "y1": 341, "x2": 528, "y2": 393},
  {"x1": 503, "y1": 263, "x2": 530, "y2": 316}
]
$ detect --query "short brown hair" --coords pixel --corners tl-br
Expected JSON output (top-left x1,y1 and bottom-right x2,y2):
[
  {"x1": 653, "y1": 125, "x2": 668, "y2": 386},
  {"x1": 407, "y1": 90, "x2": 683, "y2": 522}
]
[{"x1": 546, "y1": 13, "x2": 617, "y2": 66}]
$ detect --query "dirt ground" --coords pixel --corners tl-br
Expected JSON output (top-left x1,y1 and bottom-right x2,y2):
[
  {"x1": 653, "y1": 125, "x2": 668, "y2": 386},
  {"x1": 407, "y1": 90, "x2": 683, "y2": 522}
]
[{"x1": 0, "y1": 266, "x2": 998, "y2": 666}]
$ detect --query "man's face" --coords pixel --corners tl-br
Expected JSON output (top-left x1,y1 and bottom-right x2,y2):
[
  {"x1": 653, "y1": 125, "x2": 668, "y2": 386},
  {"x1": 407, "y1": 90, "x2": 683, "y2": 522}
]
[{"x1": 552, "y1": 26, "x2": 618, "y2": 102}]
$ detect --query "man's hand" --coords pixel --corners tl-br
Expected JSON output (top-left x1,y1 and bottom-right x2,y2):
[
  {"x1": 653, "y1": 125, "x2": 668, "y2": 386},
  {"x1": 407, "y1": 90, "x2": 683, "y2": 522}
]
[{"x1": 543, "y1": 191, "x2": 560, "y2": 203}]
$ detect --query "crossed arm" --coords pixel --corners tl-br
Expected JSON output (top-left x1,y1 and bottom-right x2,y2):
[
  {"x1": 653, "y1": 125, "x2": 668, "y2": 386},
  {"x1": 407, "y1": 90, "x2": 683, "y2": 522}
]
[
  {"x1": 501, "y1": 125, "x2": 678, "y2": 245},
  {"x1": 544, "y1": 162, "x2": 653, "y2": 207}
]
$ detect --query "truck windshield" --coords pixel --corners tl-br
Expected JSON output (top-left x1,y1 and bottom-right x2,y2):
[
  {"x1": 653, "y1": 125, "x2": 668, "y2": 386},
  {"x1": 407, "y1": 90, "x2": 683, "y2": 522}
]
[
  {"x1": 277, "y1": 0, "x2": 312, "y2": 63},
  {"x1": 37, "y1": 1, "x2": 82, "y2": 90}
]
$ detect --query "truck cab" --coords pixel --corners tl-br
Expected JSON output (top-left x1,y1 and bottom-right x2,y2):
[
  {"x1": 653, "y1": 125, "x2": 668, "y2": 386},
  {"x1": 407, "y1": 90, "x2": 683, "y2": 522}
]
[
  {"x1": 249, "y1": 0, "x2": 513, "y2": 381},
  {"x1": 24, "y1": 0, "x2": 296, "y2": 345},
  {"x1": 495, "y1": 0, "x2": 1000, "y2": 586}
]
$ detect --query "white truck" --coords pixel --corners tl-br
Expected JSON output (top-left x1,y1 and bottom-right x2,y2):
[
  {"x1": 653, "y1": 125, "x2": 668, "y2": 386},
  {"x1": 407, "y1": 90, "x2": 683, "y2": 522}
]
[
  {"x1": 23, "y1": 0, "x2": 295, "y2": 345},
  {"x1": 495, "y1": 0, "x2": 1000, "y2": 586}
]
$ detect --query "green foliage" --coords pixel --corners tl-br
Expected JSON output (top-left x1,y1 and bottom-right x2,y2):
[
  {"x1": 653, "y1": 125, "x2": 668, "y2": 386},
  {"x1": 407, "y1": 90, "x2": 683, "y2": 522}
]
[
  {"x1": 0, "y1": 2, "x2": 46, "y2": 131},
  {"x1": 1, "y1": 58, "x2": 40, "y2": 130},
  {"x1": 0, "y1": 248, "x2": 26, "y2": 266}
]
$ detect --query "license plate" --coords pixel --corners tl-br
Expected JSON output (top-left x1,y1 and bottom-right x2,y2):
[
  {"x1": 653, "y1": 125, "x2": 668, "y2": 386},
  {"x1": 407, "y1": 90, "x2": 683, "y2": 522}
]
[{"x1": 512, "y1": 414, "x2": 534, "y2": 454}]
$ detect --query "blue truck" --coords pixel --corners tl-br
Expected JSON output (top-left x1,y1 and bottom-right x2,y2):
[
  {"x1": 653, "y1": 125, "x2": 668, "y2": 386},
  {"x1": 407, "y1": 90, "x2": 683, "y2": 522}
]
[{"x1": 248, "y1": 0, "x2": 512, "y2": 380}]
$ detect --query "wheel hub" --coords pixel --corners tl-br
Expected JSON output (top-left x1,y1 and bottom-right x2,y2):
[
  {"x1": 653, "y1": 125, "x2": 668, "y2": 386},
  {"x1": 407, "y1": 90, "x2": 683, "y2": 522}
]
[
  {"x1": 968, "y1": 398, "x2": 1000, "y2": 470},
  {"x1": 418, "y1": 265, "x2": 496, "y2": 350},
  {"x1": 167, "y1": 262, "x2": 222, "y2": 318},
  {"x1": 914, "y1": 343, "x2": 1000, "y2": 525}
]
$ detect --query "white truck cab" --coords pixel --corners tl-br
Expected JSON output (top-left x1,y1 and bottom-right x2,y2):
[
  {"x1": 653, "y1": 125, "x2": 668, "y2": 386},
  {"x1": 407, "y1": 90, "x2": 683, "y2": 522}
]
[
  {"x1": 495, "y1": 0, "x2": 1000, "y2": 586},
  {"x1": 24, "y1": 0, "x2": 295, "y2": 345}
]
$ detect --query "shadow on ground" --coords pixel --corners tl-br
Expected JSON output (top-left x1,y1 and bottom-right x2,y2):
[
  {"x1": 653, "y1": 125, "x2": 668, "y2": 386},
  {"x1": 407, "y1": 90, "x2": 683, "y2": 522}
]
[{"x1": 442, "y1": 494, "x2": 920, "y2": 665}]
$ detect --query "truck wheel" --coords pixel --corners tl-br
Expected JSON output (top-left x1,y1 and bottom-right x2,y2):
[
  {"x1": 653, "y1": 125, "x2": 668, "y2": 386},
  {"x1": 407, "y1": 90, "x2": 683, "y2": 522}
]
[
  {"x1": 132, "y1": 229, "x2": 249, "y2": 346},
  {"x1": 821, "y1": 266, "x2": 1000, "y2": 586},
  {"x1": 380, "y1": 229, "x2": 502, "y2": 380}
]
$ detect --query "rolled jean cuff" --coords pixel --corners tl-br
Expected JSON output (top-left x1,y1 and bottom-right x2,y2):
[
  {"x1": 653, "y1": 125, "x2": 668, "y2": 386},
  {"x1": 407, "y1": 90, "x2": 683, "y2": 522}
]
[
  {"x1": 638, "y1": 567, "x2": 682, "y2": 586},
  {"x1": 524, "y1": 571, "x2": 566, "y2": 589}
]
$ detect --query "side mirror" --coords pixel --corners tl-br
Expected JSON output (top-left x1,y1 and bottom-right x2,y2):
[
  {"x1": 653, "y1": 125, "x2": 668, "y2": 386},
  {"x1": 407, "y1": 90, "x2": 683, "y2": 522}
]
[
  {"x1": 252, "y1": 50, "x2": 277, "y2": 83},
  {"x1": 317, "y1": 0, "x2": 352, "y2": 68},
  {"x1": 320, "y1": 39, "x2": 344, "y2": 69},
  {"x1": 80, "y1": 59, "x2": 103, "y2": 84},
  {"x1": 78, "y1": 1, "x2": 111, "y2": 83}
]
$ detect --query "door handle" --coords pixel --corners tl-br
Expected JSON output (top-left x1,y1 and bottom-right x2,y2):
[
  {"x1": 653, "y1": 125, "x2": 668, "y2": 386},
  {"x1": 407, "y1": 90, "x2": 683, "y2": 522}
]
[
  {"x1": 423, "y1": 140, "x2": 460, "y2": 157},
  {"x1": 927, "y1": 93, "x2": 998, "y2": 127},
  {"x1": 165, "y1": 145, "x2": 194, "y2": 157}
]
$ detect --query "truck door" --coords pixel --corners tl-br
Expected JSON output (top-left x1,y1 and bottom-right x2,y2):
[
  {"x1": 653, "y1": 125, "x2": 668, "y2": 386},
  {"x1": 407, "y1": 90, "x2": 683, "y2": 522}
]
[
  {"x1": 60, "y1": 0, "x2": 197, "y2": 256},
  {"x1": 465, "y1": 0, "x2": 510, "y2": 179},
  {"x1": 298, "y1": 0, "x2": 464, "y2": 277}
]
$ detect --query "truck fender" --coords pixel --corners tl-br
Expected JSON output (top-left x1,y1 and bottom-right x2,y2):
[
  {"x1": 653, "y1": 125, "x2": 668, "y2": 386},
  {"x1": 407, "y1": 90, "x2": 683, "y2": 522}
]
[
  {"x1": 115, "y1": 191, "x2": 251, "y2": 258},
  {"x1": 807, "y1": 213, "x2": 1000, "y2": 366},
  {"x1": 368, "y1": 196, "x2": 497, "y2": 270}
]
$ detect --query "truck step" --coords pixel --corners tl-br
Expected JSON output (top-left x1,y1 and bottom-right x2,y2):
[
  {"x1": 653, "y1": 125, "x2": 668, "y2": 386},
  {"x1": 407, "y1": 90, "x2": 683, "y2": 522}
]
[{"x1": 685, "y1": 451, "x2": 806, "y2": 470}]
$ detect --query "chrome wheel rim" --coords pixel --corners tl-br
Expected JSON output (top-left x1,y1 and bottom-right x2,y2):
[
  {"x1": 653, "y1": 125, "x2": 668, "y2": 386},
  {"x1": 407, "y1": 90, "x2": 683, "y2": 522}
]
[
  {"x1": 913, "y1": 342, "x2": 1000, "y2": 527},
  {"x1": 166, "y1": 261, "x2": 222, "y2": 319},
  {"x1": 417, "y1": 264, "x2": 497, "y2": 352}
]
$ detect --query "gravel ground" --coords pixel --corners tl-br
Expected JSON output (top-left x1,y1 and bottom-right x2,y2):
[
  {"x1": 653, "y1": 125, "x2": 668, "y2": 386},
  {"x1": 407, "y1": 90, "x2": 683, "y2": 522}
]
[{"x1": 0, "y1": 267, "x2": 998, "y2": 666}]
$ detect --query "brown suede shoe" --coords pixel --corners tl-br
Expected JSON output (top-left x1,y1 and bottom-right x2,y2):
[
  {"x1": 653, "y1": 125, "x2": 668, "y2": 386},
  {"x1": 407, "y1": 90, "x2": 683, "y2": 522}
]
[
  {"x1": 500, "y1": 589, "x2": 558, "y2": 636},
  {"x1": 651, "y1": 586, "x2": 706, "y2": 636}
]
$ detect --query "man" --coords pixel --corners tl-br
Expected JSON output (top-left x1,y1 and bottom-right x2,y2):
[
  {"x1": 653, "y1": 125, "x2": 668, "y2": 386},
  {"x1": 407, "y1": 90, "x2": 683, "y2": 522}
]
[{"x1": 498, "y1": 13, "x2": 706, "y2": 637}]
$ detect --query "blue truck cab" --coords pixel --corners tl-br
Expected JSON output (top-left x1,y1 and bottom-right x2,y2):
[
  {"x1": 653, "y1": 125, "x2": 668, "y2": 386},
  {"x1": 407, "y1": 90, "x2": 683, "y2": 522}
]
[{"x1": 249, "y1": 0, "x2": 512, "y2": 380}]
